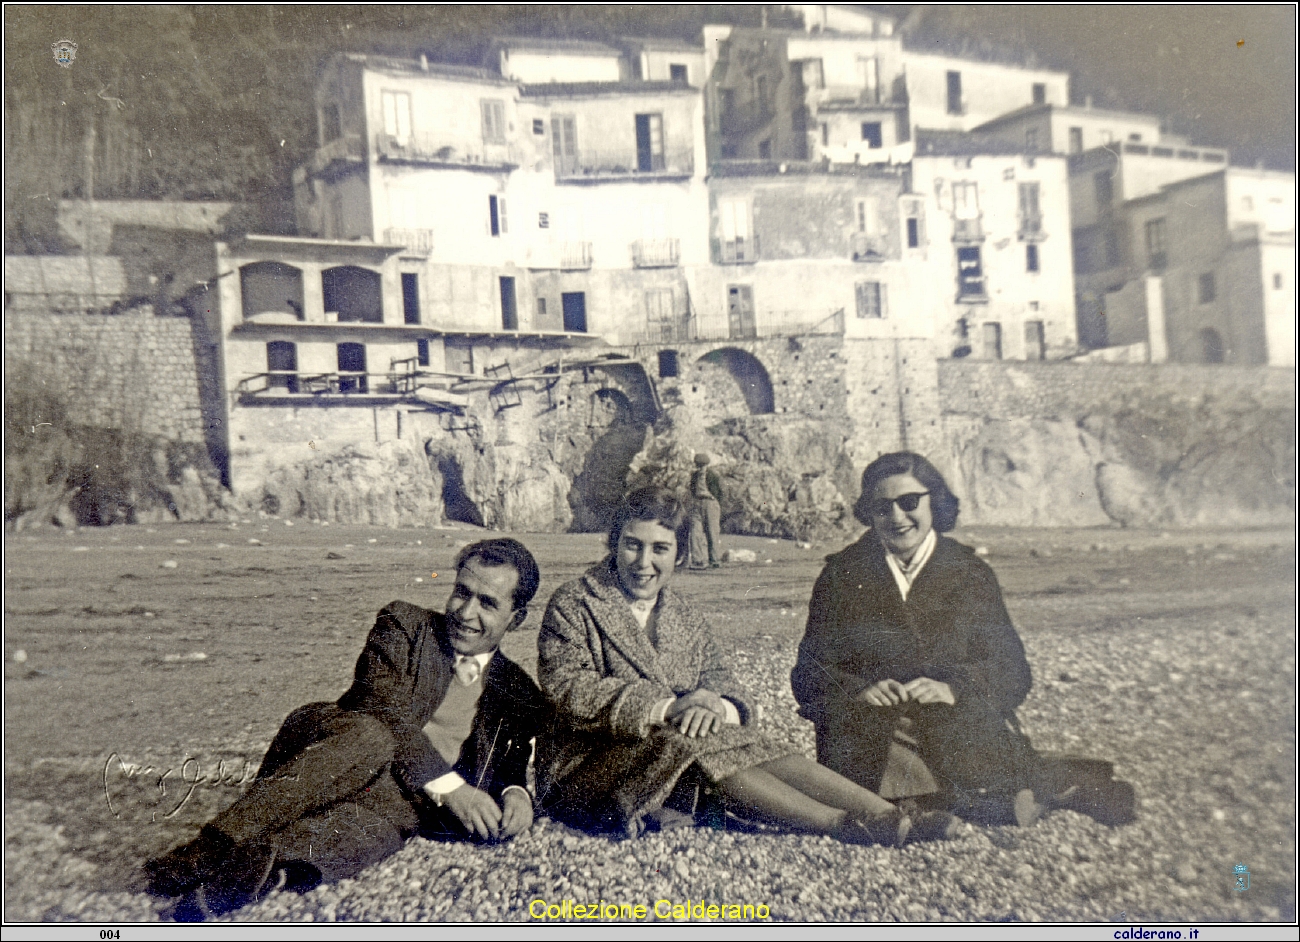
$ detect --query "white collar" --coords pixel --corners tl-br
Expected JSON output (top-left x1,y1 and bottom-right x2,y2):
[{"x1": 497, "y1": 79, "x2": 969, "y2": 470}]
[
  {"x1": 883, "y1": 528, "x2": 937, "y2": 601},
  {"x1": 454, "y1": 650, "x2": 495, "y2": 670}
]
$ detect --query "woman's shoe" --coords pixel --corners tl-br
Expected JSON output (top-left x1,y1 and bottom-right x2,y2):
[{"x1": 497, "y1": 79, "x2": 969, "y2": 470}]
[
  {"x1": 835, "y1": 808, "x2": 911, "y2": 848},
  {"x1": 904, "y1": 810, "x2": 962, "y2": 844}
]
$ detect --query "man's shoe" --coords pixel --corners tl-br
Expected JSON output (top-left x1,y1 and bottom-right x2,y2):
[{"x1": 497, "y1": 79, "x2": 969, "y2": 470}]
[
  {"x1": 835, "y1": 808, "x2": 911, "y2": 848},
  {"x1": 903, "y1": 810, "x2": 962, "y2": 844},
  {"x1": 143, "y1": 826, "x2": 234, "y2": 899},
  {"x1": 166, "y1": 840, "x2": 280, "y2": 921}
]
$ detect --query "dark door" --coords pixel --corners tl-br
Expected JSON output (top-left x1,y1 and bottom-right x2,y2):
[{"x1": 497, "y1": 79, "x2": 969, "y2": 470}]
[
  {"x1": 946, "y1": 70, "x2": 962, "y2": 114},
  {"x1": 635, "y1": 113, "x2": 665, "y2": 172},
  {"x1": 499, "y1": 276, "x2": 518, "y2": 330},
  {"x1": 266, "y1": 341, "x2": 298, "y2": 393},
  {"x1": 727, "y1": 284, "x2": 756, "y2": 339},
  {"x1": 669, "y1": 63, "x2": 688, "y2": 83},
  {"x1": 337, "y1": 342, "x2": 367, "y2": 393},
  {"x1": 402, "y1": 273, "x2": 420, "y2": 325},
  {"x1": 561, "y1": 292, "x2": 587, "y2": 333}
]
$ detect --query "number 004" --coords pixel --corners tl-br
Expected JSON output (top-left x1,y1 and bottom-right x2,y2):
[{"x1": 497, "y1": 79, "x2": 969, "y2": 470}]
[{"x1": 100, "y1": 931, "x2": 120, "y2": 940}]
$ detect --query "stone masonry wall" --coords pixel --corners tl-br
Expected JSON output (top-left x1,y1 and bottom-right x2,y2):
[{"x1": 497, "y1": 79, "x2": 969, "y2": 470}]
[{"x1": 4, "y1": 305, "x2": 217, "y2": 445}]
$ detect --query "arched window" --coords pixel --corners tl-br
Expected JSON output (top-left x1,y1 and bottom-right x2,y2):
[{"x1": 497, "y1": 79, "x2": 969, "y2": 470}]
[
  {"x1": 241, "y1": 262, "x2": 304, "y2": 321},
  {"x1": 322, "y1": 266, "x2": 383, "y2": 323}
]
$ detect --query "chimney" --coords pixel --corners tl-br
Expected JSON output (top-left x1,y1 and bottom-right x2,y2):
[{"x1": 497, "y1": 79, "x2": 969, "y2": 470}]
[{"x1": 419, "y1": 53, "x2": 429, "y2": 71}]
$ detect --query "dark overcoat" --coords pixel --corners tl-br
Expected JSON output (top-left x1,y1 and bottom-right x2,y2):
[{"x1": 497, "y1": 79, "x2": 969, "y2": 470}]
[
  {"x1": 536, "y1": 559, "x2": 791, "y2": 835},
  {"x1": 337, "y1": 600, "x2": 548, "y2": 800},
  {"x1": 791, "y1": 532, "x2": 1035, "y2": 792}
]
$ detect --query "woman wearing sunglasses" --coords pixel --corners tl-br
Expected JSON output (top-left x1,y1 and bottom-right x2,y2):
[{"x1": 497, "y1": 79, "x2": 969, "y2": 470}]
[{"x1": 791, "y1": 452, "x2": 1134, "y2": 827}]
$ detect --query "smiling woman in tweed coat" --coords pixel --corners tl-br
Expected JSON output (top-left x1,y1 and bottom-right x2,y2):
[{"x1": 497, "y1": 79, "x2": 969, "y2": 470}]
[{"x1": 536, "y1": 486, "x2": 960, "y2": 846}]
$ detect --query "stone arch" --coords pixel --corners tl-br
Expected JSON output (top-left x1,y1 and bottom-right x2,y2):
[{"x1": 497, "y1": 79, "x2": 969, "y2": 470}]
[
  {"x1": 589, "y1": 387, "x2": 634, "y2": 430},
  {"x1": 322, "y1": 265, "x2": 382, "y2": 323},
  {"x1": 240, "y1": 261, "x2": 304, "y2": 321},
  {"x1": 434, "y1": 453, "x2": 484, "y2": 527},
  {"x1": 1199, "y1": 327, "x2": 1225, "y2": 364},
  {"x1": 696, "y1": 347, "x2": 775, "y2": 415}
]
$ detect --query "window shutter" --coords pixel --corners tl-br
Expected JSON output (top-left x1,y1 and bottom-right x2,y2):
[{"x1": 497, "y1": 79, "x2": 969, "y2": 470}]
[{"x1": 499, "y1": 197, "x2": 507, "y2": 234}]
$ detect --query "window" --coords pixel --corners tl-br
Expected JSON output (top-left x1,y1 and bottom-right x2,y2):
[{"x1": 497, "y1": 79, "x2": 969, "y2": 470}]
[
  {"x1": 1019, "y1": 181, "x2": 1042, "y2": 236},
  {"x1": 1145, "y1": 218, "x2": 1167, "y2": 270},
  {"x1": 858, "y1": 56, "x2": 880, "y2": 102},
  {"x1": 982, "y1": 322, "x2": 1003, "y2": 360},
  {"x1": 719, "y1": 198, "x2": 753, "y2": 262},
  {"x1": 645, "y1": 288, "x2": 676, "y2": 339},
  {"x1": 401, "y1": 272, "x2": 420, "y2": 325},
  {"x1": 562, "y1": 292, "x2": 587, "y2": 333},
  {"x1": 1024, "y1": 321, "x2": 1045, "y2": 360},
  {"x1": 322, "y1": 266, "x2": 382, "y2": 323},
  {"x1": 806, "y1": 59, "x2": 825, "y2": 89},
  {"x1": 855, "y1": 281, "x2": 886, "y2": 319},
  {"x1": 266, "y1": 341, "x2": 298, "y2": 394},
  {"x1": 538, "y1": 212, "x2": 549, "y2": 229},
  {"x1": 821, "y1": 122, "x2": 829, "y2": 147},
  {"x1": 417, "y1": 339, "x2": 430, "y2": 367},
  {"x1": 670, "y1": 63, "x2": 689, "y2": 83},
  {"x1": 381, "y1": 91, "x2": 411, "y2": 142},
  {"x1": 337, "y1": 343, "x2": 367, "y2": 394},
  {"x1": 1026, "y1": 244, "x2": 1040, "y2": 272},
  {"x1": 536, "y1": 297, "x2": 548, "y2": 320},
  {"x1": 240, "y1": 261, "x2": 304, "y2": 321},
  {"x1": 1094, "y1": 171, "x2": 1113, "y2": 211},
  {"x1": 906, "y1": 218, "x2": 920, "y2": 248},
  {"x1": 861, "y1": 122, "x2": 883, "y2": 148},
  {"x1": 953, "y1": 181, "x2": 980, "y2": 218},
  {"x1": 1068, "y1": 127, "x2": 1083, "y2": 154},
  {"x1": 1128, "y1": 133, "x2": 1142, "y2": 142},
  {"x1": 719, "y1": 88, "x2": 735, "y2": 121},
  {"x1": 855, "y1": 198, "x2": 878, "y2": 234},
  {"x1": 488, "y1": 195, "x2": 507, "y2": 237},
  {"x1": 481, "y1": 99, "x2": 506, "y2": 144},
  {"x1": 551, "y1": 114, "x2": 578, "y2": 176},
  {"x1": 726, "y1": 284, "x2": 756, "y2": 339},
  {"x1": 1198, "y1": 272, "x2": 1217, "y2": 304},
  {"x1": 1025, "y1": 128, "x2": 1039, "y2": 152},
  {"x1": 658, "y1": 349, "x2": 679, "y2": 377},
  {"x1": 756, "y1": 74, "x2": 769, "y2": 110},
  {"x1": 499, "y1": 276, "x2": 517, "y2": 330},
  {"x1": 1274, "y1": 273, "x2": 1284, "y2": 290},
  {"x1": 1032, "y1": 82, "x2": 1046, "y2": 105},
  {"x1": 901, "y1": 196, "x2": 925, "y2": 249},
  {"x1": 946, "y1": 70, "x2": 962, "y2": 115},
  {"x1": 321, "y1": 104, "x2": 341, "y2": 143},
  {"x1": 758, "y1": 139, "x2": 772, "y2": 159},
  {"x1": 635, "y1": 113, "x2": 665, "y2": 171},
  {"x1": 532, "y1": 118, "x2": 545, "y2": 135},
  {"x1": 957, "y1": 246, "x2": 985, "y2": 298}
]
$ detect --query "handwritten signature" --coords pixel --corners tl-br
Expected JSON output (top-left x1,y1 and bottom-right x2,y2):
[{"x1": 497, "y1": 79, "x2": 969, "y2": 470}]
[{"x1": 103, "y1": 752, "x2": 253, "y2": 821}]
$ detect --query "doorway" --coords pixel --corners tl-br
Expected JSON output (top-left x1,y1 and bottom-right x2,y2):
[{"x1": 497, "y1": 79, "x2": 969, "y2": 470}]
[
  {"x1": 727, "y1": 284, "x2": 756, "y2": 339},
  {"x1": 562, "y1": 291, "x2": 587, "y2": 332}
]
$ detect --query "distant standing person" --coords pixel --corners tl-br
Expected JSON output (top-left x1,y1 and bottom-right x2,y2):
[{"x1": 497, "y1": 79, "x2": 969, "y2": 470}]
[{"x1": 688, "y1": 452, "x2": 722, "y2": 569}]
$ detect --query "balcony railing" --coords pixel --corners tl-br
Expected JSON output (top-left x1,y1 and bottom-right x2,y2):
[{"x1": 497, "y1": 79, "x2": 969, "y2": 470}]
[
  {"x1": 632, "y1": 238, "x2": 681, "y2": 268},
  {"x1": 382, "y1": 228, "x2": 434, "y2": 255},
  {"x1": 1018, "y1": 215, "x2": 1045, "y2": 242},
  {"x1": 554, "y1": 148, "x2": 694, "y2": 181},
  {"x1": 661, "y1": 307, "x2": 845, "y2": 343},
  {"x1": 719, "y1": 234, "x2": 761, "y2": 264},
  {"x1": 952, "y1": 217, "x2": 984, "y2": 243},
  {"x1": 307, "y1": 134, "x2": 364, "y2": 177},
  {"x1": 559, "y1": 242, "x2": 593, "y2": 270},
  {"x1": 376, "y1": 133, "x2": 517, "y2": 169},
  {"x1": 238, "y1": 371, "x2": 421, "y2": 399},
  {"x1": 850, "y1": 232, "x2": 886, "y2": 261}
]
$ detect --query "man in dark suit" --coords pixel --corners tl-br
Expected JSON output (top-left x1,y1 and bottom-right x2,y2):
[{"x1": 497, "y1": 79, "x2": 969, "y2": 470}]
[{"x1": 143, "y1": 538, "x2": 548, "y2": 920}]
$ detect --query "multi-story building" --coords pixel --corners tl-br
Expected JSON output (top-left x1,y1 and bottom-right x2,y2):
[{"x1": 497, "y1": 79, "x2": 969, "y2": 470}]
[
  {"x1": 911, "y1": 131, "x2": 1077, "y2": 361},
  {"x1": 1086, "y1": 166, "x2": 1295, "y2": 366}
]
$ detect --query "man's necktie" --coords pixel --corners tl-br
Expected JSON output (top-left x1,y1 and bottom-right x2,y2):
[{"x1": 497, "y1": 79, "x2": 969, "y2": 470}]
[{"x1": 454, "y1": 656, "x2": 481, "y2": 686}]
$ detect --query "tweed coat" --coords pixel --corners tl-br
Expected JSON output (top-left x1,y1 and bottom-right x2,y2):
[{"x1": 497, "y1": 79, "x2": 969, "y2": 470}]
[
  {"x1": 337, "y1": 600, "x2": 549, "y2": 800},
  {"x1": 790, "y1": 532, "x2": 1035, "y2": 791},
  {"x1": 536, "y1": 559, "x2": 793, "y2": 833}
]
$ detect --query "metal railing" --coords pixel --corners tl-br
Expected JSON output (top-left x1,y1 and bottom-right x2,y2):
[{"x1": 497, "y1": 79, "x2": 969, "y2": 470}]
[
  {"x1": 1018, "y1": 215, "x2": 1044, "y2": 240},
  {"x1": 376, "y1": 133, "x2": 517, "y2": 168},
  {"x1": 638, "y1": 307, "x2": 846, "y2": 343},
  {"x1": 554, "y1": 147, "x2": 694, "y2": 180},
  {"x1": 952, "y1": 217, "x2": 984, "y2": 243},
  {"x1": 632, "y1": 238, "x2": 680, "y2": 268},
  {"x1": 559, "y1": 242, "x2": 593, "y2": 270},
  {"x1": 850, "y1": 232, "x2": 886, "y2": 261},
  {"x1": 308, "y1": 134, "x2": 364, "y2": 176},
  {"x1": 237, "y1": 371, "x2": 416, "y2": 398},
  {"x1": 382, "y1": 228, "x2": 434, "y2": 254},
  {"x1": 719, "y1": 233, "x2": 761, "y2": 264}
]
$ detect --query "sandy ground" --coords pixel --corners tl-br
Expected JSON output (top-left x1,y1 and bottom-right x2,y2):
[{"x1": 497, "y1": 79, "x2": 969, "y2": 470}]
[{"x1": 3, "y1": 519, "x2": 1295, "y2": 923}]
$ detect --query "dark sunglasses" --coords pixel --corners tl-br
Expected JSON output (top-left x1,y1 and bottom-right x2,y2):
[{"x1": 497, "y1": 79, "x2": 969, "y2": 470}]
[{"x1": 869, "y1": 492, "x2": 930, "y2": 516}]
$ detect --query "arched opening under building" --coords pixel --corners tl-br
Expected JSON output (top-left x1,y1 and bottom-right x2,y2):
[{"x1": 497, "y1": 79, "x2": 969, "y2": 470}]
[
  {"x1": 572, "y1": 387, "x2": 649, "y2": 532},
  {"x1": 435, "y1": 454, "x2": 484, "y2": 527},
  {"x1": 1200, "y1": 327, "x2": 1225, "y2": 364},
  {"x1": 696, "y1": 347, "x2": 775, "y2": 414},
  {"x1": 240, "y1": 261, "x2": 304, "y2": 321},
  {"x1": 322, "y1": 265, "x2": 383, "y2": 323}
]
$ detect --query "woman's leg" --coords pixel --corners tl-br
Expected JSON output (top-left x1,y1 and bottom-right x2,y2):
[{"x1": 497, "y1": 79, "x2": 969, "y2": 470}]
[
  {"x1": 756, "y1": 754, "x2": 897, "y2": 816},
  {"x1": 712, "y1": 766, "x2": 846, "y2": 833}
]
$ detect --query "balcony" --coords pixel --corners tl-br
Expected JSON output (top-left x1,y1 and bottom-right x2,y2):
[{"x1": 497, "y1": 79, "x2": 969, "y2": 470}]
[
  {"x1": 555, "y1": 148, "x2": 694, "y2": 182},
  {"x1": 559, "y1": 242, "x2": 593, "y2": 270},
  {"x1": 306, "y1": 134, "x2": 365, "y2": 179},
  {"x1": 719, "y1": 234, "x2": 761, "y2": 264},
  {"x1": 376, "y1": 133, "x2": 517, "y2": 171},
  {"x1": 632, "y1": 238, "x2": 680, "y2": 268},
  {"x1": 1018, "y1": 215, "x2": 1045, "y2": 242},
  {"x1": 952, "y1": 217, "x2": 984, "y2": 243},
  {"x1": 237, "y1": 370, "x2": 408, "y2": 401},
  {"x1": 382, "y1": 228, "x2": 433, "y2": 255},
  {"x1": 850, "y1": 232, "x2": 885, "y2": 261}
]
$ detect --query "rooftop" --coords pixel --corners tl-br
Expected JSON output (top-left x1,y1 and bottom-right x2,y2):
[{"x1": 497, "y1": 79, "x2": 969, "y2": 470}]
[
  {"x1": 519, "y1": 81, "x2": 695, "y2": 98},
  {"x1": 974, "y1": 103, "x2": 1162, "y2": 132},
  {"x1": 491, "y1": 36, "x2": 624, "y2": 57},
  {"x1": 914, "y1": 129, "x2": 1043, "y2": 157},
  {"x1": 341, "y1": 53, "x2": 508, "y2": 85}
]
